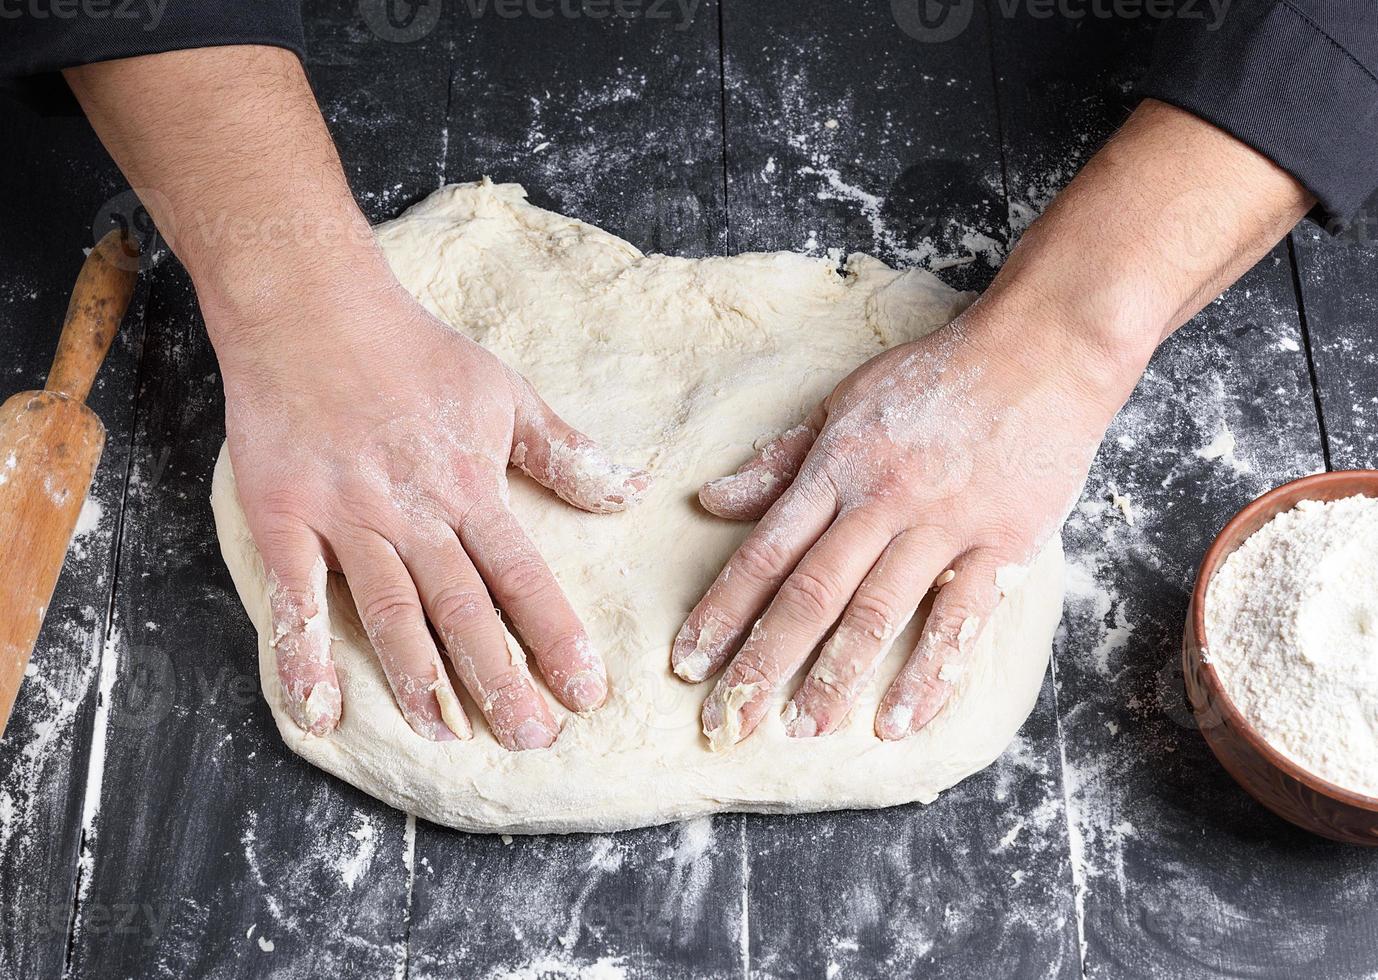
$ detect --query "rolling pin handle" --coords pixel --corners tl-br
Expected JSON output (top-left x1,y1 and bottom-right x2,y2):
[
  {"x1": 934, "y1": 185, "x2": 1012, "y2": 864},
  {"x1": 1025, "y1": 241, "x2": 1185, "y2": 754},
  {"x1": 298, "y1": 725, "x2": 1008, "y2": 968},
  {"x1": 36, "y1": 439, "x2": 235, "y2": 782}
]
[{"x1": 44, "y1": 229, "x2": 140, "y2": 405}]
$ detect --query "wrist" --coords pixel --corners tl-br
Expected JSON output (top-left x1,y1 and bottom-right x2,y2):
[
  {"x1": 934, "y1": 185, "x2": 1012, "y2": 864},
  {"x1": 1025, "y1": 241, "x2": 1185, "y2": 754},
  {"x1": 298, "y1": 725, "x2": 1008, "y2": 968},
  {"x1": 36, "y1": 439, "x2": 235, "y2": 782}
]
[
  {"x1": 959, "y1": 279, "x2": 1157, "y2": 411},
  {"x1": 186, "y1": 196, "x2": 382, "y2": 304},
  {"x1": 199, "y1": 237, "x2": 409, "y2": 379}
]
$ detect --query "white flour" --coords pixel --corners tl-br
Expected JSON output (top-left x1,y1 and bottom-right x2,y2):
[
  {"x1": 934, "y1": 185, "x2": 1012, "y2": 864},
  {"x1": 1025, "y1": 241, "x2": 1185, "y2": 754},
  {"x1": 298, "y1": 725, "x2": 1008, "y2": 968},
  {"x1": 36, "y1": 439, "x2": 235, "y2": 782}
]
[{"x1": 1206, "y1": 494, "x2": 1378, "y2": 796}]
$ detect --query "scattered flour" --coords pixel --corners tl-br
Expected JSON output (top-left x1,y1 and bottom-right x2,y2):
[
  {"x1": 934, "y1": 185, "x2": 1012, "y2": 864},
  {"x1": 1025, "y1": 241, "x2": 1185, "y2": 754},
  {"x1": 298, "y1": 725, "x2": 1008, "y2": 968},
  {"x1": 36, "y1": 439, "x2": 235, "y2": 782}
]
[
  {"x1": 74, "y1": 497, "x2": 103, "y2": 538},
  {"x1": 1196, "y1": 423, "x2": 1252, "y2": 475},
  {"x1": 488, "y1": 955, "x2": 626, "y2": 980},
  {"x1": 1206, "y1": 494, "x2": 1378, "y2": 796},
  {"x1": 333, "y1": 813, "x2": 380, "y2": 890},
  {"x1": 1107, "y1": 485, "x2": 1135, "y2": 526},
  {"x1": 68, "y1": 497, "x2": 105, "y2": 560}
]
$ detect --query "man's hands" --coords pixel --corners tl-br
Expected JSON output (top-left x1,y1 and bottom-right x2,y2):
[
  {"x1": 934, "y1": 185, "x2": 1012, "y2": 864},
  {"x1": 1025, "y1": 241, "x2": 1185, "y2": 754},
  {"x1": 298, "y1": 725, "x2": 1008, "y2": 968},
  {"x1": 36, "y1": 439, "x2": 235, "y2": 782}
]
[
  {"x1": 64, "y1": 45, "x2": 648, "y2": 749},
  {"x1": 672, "y1": 98, "x2": 1315, "y2": 748},
  {"x1": 217, "y1": 283, "x2": 646, "y2": 749},
  {"x1": 672, "y1": 311, "x2": 1122, "y2": 747},
  {"x1": 65, "y1": 34, "x2": 1315, "y2": 758}
]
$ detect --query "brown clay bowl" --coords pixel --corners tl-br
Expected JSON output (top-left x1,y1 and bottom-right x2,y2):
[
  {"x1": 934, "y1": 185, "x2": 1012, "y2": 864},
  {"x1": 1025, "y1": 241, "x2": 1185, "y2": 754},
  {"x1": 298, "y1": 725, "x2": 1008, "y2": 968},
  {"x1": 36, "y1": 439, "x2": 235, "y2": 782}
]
[{"x1": 1183, "y1": 470, "x2": 1378, "y2": 845}]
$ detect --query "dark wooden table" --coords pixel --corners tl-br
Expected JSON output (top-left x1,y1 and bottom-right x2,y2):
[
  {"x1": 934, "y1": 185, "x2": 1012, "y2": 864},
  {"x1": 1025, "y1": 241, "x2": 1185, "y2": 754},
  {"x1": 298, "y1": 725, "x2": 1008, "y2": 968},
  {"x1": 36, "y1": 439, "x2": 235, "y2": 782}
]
[{"x1": 3, "y1": 3, "x2": 1377, "y2": 977}]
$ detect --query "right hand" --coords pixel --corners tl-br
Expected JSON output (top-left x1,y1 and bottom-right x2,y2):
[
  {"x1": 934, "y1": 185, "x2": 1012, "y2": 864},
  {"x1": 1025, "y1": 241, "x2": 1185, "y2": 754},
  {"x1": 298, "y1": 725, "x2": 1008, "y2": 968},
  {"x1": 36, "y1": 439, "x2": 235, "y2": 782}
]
[{"x1": 211, "y1": 275, "x2": 648, "y2": 751}]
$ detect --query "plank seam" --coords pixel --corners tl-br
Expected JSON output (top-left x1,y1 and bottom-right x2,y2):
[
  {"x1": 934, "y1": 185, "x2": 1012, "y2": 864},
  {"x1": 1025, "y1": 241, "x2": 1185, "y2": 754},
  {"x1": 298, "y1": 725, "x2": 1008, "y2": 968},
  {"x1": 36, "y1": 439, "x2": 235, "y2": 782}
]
[
  {"x1": 60, "y1": 267, "x2": 155, "y2": 980},
  {"x1": 406, "y1": 19, "x2": 462, "y2": 976},
  {"x1": 1285, "y1": 232, "x2": 1335, "y2": 472},
  {"x1": 715, "y1": 0, "x2": 732, "y2": 255},
  {"x1": 980, "y1": 5, "x2": 1086, "y2": 972},
  {"x1": 397, "y1": 813, "x2": 417, "y2": 980},
  {"x1": 738, "y1": 816, "x2": 749, "y2": 980},
  {"x1": 438, "y1": 30, "x2": 457, "y2": 189},
  {"x1": 1047, "y1": 659, "x2": 1089, "y2": 978},
  {"x1": 981, "y1": 0, "x2": 1013, "y2": 247}
]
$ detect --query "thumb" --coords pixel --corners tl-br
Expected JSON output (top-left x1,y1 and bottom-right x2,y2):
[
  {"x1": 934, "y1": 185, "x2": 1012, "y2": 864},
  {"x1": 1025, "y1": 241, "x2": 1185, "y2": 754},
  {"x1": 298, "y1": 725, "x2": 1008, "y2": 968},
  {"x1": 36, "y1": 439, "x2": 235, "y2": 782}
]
[
  {"x1": 512, "y1": 387, "x2": 650, "y2": 514},
  {"x1": 698, "y1": 410, "x2": 823, "y2": 520}
]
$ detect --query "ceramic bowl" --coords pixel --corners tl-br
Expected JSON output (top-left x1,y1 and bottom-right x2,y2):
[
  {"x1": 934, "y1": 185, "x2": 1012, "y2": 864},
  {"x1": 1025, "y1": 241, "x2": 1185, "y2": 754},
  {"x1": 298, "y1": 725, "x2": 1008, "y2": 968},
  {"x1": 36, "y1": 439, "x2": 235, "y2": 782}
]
[{"x1": 1183, "y1": 470, "x2": 1378, "y2": 845}]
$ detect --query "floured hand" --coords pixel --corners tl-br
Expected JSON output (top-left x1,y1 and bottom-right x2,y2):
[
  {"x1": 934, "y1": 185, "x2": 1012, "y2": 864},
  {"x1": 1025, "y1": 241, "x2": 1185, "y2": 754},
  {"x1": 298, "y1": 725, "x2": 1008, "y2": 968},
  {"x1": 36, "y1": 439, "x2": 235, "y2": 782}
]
[
  {"x1": 672, "y1": 309, "x2": 1128, "y2": 747},
  {"x1": 213, "y1": 278, "x2": 647, "y2": 750},
  {"x1": 667, "y1": 97, "x2": 1316, "y2": 751}
]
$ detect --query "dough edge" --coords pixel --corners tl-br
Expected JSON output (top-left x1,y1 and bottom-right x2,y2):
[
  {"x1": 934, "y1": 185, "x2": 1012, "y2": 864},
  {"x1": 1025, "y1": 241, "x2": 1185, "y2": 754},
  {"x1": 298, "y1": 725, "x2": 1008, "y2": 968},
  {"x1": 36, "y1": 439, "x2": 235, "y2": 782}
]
[
  {"x1": 211, "y1": 449, "x2": 1064, "y2": 835},
  {"x1": 208, "y1": 181, "x2": 1068, "y2": 835}
]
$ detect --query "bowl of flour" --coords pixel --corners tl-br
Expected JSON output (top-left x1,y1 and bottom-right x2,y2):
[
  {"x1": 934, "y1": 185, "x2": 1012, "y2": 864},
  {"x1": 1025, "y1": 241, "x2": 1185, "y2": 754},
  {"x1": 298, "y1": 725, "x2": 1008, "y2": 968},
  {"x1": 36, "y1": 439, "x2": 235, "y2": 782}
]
[{"x1": 1184, "y1": 471, "x2": 1378, "y2": 845}]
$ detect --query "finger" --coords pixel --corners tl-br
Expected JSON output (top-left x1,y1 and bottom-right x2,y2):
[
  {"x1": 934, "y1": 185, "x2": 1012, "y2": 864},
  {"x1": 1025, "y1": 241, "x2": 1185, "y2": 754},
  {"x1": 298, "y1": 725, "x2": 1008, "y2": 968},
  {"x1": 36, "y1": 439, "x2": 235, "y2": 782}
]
[
  {"x1": 512, "y1": 386, "x2": 649, "y2": 514},
  {"x1": 671, "y1": 478, "x2": 838, "y2": 683},
  {"x1": 334, "y1": 531, "x2": 466, "y2": 742},
  {"x1": 401, "y1": 527, "x2": 564, "y2": 751},
  {"x1": 260, "y1": 521, "x2": 341, "y2": 736},
  {"x1": 876, "y1": 549, "x2": 1007, "y2": 740},
  {"x1": 459, "y1": 501, "x2": 609, "y2": 716},
  {"x1": 701, "y1": 509, "x2": 892, "y2": 750},
  {"x1": 784, "y1": 530, "x2": 948, "y2": 738},
  {"x1": 698, "y1": 410, "x2": 823, "y2": 521}
]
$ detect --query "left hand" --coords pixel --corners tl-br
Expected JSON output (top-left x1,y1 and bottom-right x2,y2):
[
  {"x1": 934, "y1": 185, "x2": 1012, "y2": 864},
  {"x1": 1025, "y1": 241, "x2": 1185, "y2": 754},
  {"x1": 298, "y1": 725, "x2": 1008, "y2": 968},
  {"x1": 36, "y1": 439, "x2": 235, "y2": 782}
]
[{"x1": 671, "y1": 309, "x2": 1135, "y2": 747}]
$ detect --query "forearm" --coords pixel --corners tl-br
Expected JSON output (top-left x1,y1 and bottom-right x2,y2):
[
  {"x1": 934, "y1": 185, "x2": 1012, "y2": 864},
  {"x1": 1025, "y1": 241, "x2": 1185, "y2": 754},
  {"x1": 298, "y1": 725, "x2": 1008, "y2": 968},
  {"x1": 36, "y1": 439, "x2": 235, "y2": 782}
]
[
  {"x1": 975, "y1": 98, "x2": 1314, "y2": 375},
  {"x1": 63, "y1": 46, "x2": 393, "y2": 348}
]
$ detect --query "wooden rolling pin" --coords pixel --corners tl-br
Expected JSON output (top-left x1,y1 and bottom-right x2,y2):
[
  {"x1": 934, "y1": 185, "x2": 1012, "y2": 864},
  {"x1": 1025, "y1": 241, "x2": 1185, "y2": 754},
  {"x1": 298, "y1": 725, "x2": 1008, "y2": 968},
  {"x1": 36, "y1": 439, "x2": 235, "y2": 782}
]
[{"x1": 0, "y1": 230, "x2": 138, "y2": 738}]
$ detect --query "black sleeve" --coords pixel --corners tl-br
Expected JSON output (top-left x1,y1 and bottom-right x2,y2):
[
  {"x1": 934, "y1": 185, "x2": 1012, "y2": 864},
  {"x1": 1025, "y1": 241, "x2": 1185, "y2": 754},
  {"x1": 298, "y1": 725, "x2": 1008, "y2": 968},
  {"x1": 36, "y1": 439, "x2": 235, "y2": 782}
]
[
  {"x1": 0, "y1": 1, "x2": 305, "y2": 78},
  {"x1": 1139, "y1": 0, "x2": 1378, "y2": 232}
]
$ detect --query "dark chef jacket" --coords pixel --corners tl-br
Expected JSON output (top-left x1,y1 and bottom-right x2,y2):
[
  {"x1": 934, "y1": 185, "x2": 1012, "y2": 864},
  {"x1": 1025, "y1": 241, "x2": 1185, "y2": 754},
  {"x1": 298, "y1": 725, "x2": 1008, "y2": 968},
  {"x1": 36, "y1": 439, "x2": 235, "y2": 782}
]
[{"x1": 2, "y1": 0, "x2": 1376, "y2": 229}]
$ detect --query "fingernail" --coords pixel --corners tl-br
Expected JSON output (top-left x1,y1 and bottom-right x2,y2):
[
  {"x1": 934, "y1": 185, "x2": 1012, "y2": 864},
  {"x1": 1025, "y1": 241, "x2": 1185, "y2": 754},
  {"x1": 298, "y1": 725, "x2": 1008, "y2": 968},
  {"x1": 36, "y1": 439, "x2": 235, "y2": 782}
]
[
  {"x1": 597, "y1": 466, "x2": 650, "y2": 510},
  {"x1": 288, "y1": 680, "x2": 340, "y2": 736},
  {"x1": 783, "y1": 702, "x2": 818, "y2": 739},
  {"x1": 672, "y1": 622, "x2": 719, "y2": 682},
  {"x1": 431, "y1": 674, "x2": 473, "y2": 740},
  {"x1": 429, "y1": 719, "x2": 460, "y2": 742},
  {"x1": 876, "y1": 703, "x2": 914, "y2": 741},
  {"x1": 699, "y1": 474, "x2": 749, "y2": 511},
  {"x1": 703, "y1": 680, "x2": 758, "y2": 752},
  {"x1": 673, "y1": 648, "x2": 713, "y2": 683},
  {"x1": 701, "y1": 692, "x2": 725, "y2": 743},
  {"x1": 512, "y1": 717, "x2": 557, "y2": 751},
  {"x1": 402, "y1": 704, "x2": 458, "y2": 743},
  {"x1": 566, "y1": 668, "x2": 608, "y2": 712}
]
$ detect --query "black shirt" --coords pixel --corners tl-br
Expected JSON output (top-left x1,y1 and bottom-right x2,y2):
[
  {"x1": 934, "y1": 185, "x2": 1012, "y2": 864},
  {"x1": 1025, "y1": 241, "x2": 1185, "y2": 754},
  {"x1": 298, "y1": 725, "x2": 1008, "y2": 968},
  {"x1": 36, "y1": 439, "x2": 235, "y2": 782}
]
[
  {"x1": 3, "y1": 0, "x2": 1376, "y2": 230},
  {"x1": 1139, "y1": 0, "x2": 1378, "y2": 229},
  {"x1": 1, "y1": 1, "x2": 305, "y2": 75}
]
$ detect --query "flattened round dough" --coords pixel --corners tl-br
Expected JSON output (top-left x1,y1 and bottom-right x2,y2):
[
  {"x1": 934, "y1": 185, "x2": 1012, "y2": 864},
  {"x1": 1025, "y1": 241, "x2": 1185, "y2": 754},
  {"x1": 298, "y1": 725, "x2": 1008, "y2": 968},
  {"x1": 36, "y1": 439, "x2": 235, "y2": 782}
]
[{"x1": 210, "y1": 181, "x2": 1065, "y2": 834}]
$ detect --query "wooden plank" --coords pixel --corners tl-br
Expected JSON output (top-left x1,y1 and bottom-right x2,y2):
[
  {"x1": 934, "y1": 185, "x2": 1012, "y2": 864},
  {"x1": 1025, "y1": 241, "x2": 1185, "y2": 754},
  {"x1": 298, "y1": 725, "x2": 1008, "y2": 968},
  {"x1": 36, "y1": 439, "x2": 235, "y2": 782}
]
[
  {"x1": 443, "y1": 0, "x2": 727, "y2": 257},
  {"x1": 62, "y1": 5, "x2": 453, "y2": 976},
  {"x1": 722, "y1": 0, "x2": 1011, "y2": 292},
  {"x1": 987, "y1": 10, "x2": 1367, "y2": 978},
  {"x1": 721, "y1": 2, "x2": 1079, "y2": 975},
  {"x1": 410, "y1": 820, "x2": 747, "y2": 979},
  {"x1": 1290, "y1": 219, "x2": 1378, "y2": 472},
  {"x1": 742, "y1": 727, "x2": 1079, "y2": 979},
  {"x1": 0, "y1": 100, "x2": 146, "y2": 978},
  {"x1": 406, "y1": 5, "x2": 745, "y2": 978}
]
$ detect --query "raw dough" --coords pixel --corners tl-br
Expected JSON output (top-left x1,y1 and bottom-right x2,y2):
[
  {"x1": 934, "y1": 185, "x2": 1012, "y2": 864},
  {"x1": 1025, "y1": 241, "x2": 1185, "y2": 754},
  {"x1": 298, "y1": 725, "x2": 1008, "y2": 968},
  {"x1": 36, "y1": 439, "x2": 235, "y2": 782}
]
[{"x1": 210, "y1": 181, "x2": 1066, "y2": 834}]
